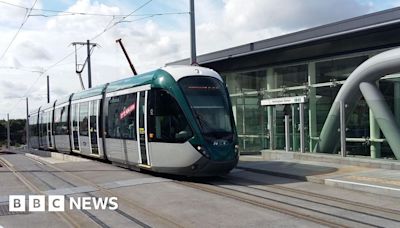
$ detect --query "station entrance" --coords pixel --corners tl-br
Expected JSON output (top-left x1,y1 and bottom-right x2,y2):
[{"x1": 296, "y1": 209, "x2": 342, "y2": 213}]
[{"x1": 262, "y1": 96, "x2": 308, "y2": 153}]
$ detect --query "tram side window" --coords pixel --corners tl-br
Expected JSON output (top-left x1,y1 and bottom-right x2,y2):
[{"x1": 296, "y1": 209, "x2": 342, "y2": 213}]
[
  {"x1": 55, "y1": 106, "x2": 68, "y2": 135},
  {"x1": 90, "y1": 101, "x2": 98, "y2": 133},
  {"x1": 79, "y1": 102, "x2": 89, "y2": 136},
  {"x1": 148, "y1": 89, "x2": 192, "y2": 143},
  {"x1": 60, "y1": 106, "x2": 68, "y2": 135},
  {"x1": 72, "y1": 103, "x2": 79, "y2": 128},
  {"x1": 40, "y1": 112, "x2": 47, "y2": 137},
  {"x1": 54, "y1": 108, "x2": 61, "y2": 135},
  {"x1": 106, "y1": 93, "x2": 137, "y2": 140}
]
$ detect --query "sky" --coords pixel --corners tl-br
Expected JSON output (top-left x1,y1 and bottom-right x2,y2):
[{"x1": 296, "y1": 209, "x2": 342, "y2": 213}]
[{"x1": 1, "y1": 0, "x2": 400, "y2": 119}]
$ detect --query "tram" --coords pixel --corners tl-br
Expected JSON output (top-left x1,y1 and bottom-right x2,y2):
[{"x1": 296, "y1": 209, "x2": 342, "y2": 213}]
[{"x1": 28, "y1": 65, "x2": 239, "y2": 176}]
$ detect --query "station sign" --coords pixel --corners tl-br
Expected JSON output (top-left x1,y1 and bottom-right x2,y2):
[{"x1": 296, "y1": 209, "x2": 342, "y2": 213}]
[{"x1": 261, "y1": 95, "x2": 307, "y2": 106}]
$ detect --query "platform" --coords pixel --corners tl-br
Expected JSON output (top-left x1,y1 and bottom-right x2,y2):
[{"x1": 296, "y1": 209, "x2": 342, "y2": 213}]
[
  {"x1": 239, "y1": 150, "x2": 400, "y2": 198},
  {"x1": 2, "y1": 148, "x2": 400, "y2": 227}
]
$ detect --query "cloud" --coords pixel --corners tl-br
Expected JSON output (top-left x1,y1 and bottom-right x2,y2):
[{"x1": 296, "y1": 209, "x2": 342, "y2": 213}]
[
  {"x1": 222, "y1": 0, "x2": 371, "y2": 31},
  {"x1": 194, "y1": 0, "x2": 373, "y2": 53},
  {"x1": 51, "y1": 86, "x2": 69, "y2": 97},
  {"x1": 1, "y1": 80, "x2": 28, "y2": 99},
  {"x1": 0, "y1": 0, "x2": 398, "y2": 119},
  {"x1": 17, "y1": 41, "x2": 52, "y2": 61}
]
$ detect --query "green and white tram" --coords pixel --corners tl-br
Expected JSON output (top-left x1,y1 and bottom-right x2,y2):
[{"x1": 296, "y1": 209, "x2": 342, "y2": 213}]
[{"x1": 29, "y1": 65, "x2": 238, "y2": 176}]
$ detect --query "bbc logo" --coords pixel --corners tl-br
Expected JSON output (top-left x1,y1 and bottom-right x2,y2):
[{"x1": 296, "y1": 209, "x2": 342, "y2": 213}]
[{"x1": 9, "y1": 195, "x2": 65, "y2": 212}]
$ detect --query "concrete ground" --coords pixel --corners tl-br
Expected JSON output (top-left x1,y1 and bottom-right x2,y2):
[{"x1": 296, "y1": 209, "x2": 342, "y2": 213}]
[
  {"x1": 1, "y1": 148, "x2": 400, "y2": 227},
  {"x1": 240, "y1": 150, "x2": 400, "y2": 198}
]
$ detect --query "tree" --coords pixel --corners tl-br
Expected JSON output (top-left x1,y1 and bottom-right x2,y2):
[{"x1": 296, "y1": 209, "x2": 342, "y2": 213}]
[{"x1": 0, "y1": 119, "x2": 26, "y2": 147}]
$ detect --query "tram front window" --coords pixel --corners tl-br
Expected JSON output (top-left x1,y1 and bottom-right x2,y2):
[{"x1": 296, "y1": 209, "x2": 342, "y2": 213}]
[{"x1": 179, "y1": 77, "x2": 234, "y2": 142}]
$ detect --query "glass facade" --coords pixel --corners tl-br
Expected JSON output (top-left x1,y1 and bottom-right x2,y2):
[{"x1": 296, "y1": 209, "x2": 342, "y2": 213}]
[{"x1": 222, "y1": 50, "x2": 400, "y2": 159}]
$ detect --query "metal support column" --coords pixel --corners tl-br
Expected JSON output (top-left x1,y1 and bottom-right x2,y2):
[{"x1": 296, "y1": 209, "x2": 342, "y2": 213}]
[
  {"x1": 285, "y1": 115, "x2": 290, "y2": 152},
  {"x1": 87, "y1": 40, "x2": 92, "y2": 88},
  {"x1": 26, "y1": 98, "x2": 29, "y2": 149},
  {"x1": 299, "y1": 103, "x2": 305, "y2": 153},
  {"x1": 267, "y1": 108, "x2": 274, "y2": 149},
  {"x1": 189, "y1": 0, "x2": 197, "y2": 65},
  {"x1": 242, "y1": 94, "x2": 246, "y2": 150},
  {"x1": 266, "y1": 68, "x2": 275, "y2": 150},
  {"x1": 360, "y1": 82, "x2": 400, "y2": 159},
  {"x1": 7, "y1": 113, "x2": 10, "y2": 149},
  {"x1": 308, "y1": 62, "x2": 317, "y2": 152},
  {"x1": 340, "y1": 101, "x2": 346, "y2": 157},
  {"x1": 370, "y1": 109, "x2": 381, "y2": 158},
  {"x1": 370, "y1": 81, "x2": 381, "y2": 158},
  {"x1": 47, "y1": 75, "x2": 50, "y2": 103},
  {"x1": 395, "y1": 81, "x2": 400, "y2": 125},
  {"x1": 291, "y1": 105, "x2": 298, "y2": 151}
]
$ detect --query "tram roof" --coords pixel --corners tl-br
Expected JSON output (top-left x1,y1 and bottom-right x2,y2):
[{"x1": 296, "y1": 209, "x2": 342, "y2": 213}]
[
  {"x1": 71, "y1": 84, "x2": 107, "y2": 101},
  {"x1": 55, "y1": 94, "x2": 73, "y2": 107},
  {"x1": 105, "y1": 70, "x2": 156, "y2": 94}
]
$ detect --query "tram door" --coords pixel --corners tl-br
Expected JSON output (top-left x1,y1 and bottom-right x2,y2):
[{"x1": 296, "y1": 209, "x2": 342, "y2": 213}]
[
  {"x1": 47, "y1": 111, "x2": 53, "y2": 148},
  {"x1": 137, "y1": 91, "x2": 150, "y2": 166},
  {"x1": 71, "y1": 103, "x2": 80, "y2": 151},
  {"x1": 89, "y1": 100, "x2": 99, "y2": 155}
]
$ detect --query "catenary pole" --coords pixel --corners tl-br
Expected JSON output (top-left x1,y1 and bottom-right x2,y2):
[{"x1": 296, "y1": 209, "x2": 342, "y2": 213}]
[
  {"x1": 26, "y1": 97, "x2": 29, "y2": 149},
  {"x1": 47, "y1": 75, "x2": 50, "y2": 103},
  {"x1": 7, "y1": 113, "x2": 10, "y2": 149},
  {"x1": 87, "y1": 40, "x2": 92, "y2": 88},
  {"x1": 189, "y1": 0, "x2": 197, "y2": 65}
]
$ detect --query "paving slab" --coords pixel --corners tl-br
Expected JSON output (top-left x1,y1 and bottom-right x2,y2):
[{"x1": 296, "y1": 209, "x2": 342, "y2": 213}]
[{"x1": 239, "y1": 153, "x2": 400, "y2": 198}]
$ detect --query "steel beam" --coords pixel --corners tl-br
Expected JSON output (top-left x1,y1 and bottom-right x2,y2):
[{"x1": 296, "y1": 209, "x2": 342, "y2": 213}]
[
  {"x1": 317, "y1": 47, "x2": 400, "y2": 154},
  {"x1": 308, "y1": 62, "x2": 317, "y2": 152},
  {"x1": 360, "y1": 82, "x2": 400, "y2": 159},
  {"x1": 285, "y1": 115, "x2": 290, "y2": 152}
]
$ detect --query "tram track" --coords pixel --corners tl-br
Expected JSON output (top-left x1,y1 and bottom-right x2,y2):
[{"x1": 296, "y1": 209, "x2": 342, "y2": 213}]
[
  {"x1": 0, "y1": 156, "x2": 82, "y2": 228},
  {"x1": 178, "y1": 174, "x2": 400, "y2": 228},
  {"x1": 178, "y1": 180, "x2": 357, "y2": 228},
  {"x1": 4, "y1": 150, "x2": 400, "y2": 227},
  {"x1": 0, "y1": 154, "x2": 184, "y2": 228},
  {"x1": 235, "y1": 166, "x2": 400, "y2": 216},
  {"x1": 22, "y1": 154, "x2": 184, "y2": 228},
  {"x1": 28, "y1": 166, "x2": 148, "y2": 228},
  {"x1": 227, "y1": 173, "x2": 400, "y2": 222}
]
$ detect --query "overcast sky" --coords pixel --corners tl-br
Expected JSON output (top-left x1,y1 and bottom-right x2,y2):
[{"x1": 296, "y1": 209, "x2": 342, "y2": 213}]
[{"x1": 1, "y1": 0, "x2": 400, "y2": 119}]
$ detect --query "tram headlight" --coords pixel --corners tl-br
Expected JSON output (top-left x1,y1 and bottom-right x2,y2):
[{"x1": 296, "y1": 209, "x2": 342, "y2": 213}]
[{"x1": 194, "y1": 145, "x2": 210, "y2": 159}]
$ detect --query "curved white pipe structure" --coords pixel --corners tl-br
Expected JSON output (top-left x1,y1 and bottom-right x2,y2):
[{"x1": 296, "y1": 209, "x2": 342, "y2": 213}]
[{"x1": 315, "y1": 47, "x2": 400, "y2": 159}]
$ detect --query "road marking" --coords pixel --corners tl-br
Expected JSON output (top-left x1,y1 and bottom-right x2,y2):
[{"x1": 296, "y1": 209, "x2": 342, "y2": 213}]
[{"x1": 325, "y1": 178, "x2": 400, "y2": 192}]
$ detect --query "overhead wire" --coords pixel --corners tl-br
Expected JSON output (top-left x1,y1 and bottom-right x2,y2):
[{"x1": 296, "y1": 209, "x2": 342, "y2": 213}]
[
  {"x1": 0, "y1": 0, "x2": 38, "y2": 62},
  {"x1": 7, "y1": 0, "x2": 157, "y2": 115},
  {"x1": 90, "y1": 0, "x2": 153, "y2": 40},
  {"x1": 0, "y1": 0, "x2": 187, "y2": 18},
  {"x1": 28, "y1": 11, "x2": 188, "y2": 18},
  {"x1": 0, "y1": 0, "x2": 27, "y2": 9}
]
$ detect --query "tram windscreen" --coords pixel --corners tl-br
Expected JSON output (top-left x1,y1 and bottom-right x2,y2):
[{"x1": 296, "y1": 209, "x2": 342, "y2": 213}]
[{"x1": 179, "y1": 77, "x2": 233, "y2": 139}]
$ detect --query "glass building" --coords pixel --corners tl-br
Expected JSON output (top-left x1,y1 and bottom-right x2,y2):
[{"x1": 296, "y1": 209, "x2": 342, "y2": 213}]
[{"x1": 171, "y1": 8, "x2": 400, "y2": 159}]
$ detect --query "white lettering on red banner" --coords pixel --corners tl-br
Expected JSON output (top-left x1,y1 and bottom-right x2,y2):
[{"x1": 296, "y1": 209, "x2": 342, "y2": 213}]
[{"x1": 119, "y1": 103, "x2": 136, "y2": 120}]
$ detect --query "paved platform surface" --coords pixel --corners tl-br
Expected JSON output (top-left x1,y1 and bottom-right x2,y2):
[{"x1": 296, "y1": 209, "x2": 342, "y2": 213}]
[
  {"x1": 239, "y1": 152, "x2": 400, "y2": 198},
  {"x1": 2, "y1": 148, "x2": 400, "y2": 227}
]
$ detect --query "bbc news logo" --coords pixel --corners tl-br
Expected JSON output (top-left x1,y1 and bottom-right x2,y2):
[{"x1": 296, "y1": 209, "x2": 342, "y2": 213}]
[{"x1": 9, "y1": 195, "x2": 118, "y2": 212}]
